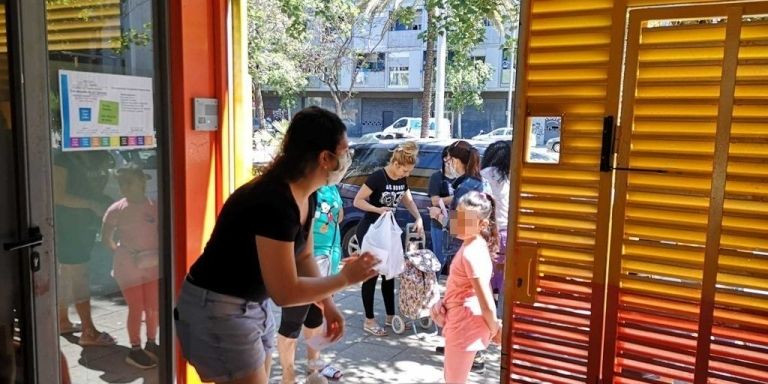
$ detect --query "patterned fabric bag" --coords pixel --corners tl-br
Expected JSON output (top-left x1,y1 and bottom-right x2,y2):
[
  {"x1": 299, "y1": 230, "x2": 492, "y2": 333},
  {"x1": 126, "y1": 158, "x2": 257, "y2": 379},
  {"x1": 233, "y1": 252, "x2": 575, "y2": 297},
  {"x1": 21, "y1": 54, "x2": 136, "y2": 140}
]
[{"x1": 398, "y1": 249, "x2": 441, "y2": 319}]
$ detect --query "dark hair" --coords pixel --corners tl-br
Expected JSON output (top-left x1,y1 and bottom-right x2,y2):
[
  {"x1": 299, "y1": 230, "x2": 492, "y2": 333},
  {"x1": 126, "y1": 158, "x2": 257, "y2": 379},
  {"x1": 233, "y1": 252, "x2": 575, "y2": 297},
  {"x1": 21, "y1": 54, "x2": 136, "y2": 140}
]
[
  {"x1": 448, "y1": 140, "x2": 481, "y2": 179},
  {"x1": 440, "y1": 146, "x2": 450, "y2": 174},
  {"x1": 480, "y1": 140, "x2": 511, "y2": 182},
  {"x1": 260, "y1": 107, "x2": 347, "y2": 182},
  {"x1": 457, "y1": 191, "x2": 500, "y2": 255}
]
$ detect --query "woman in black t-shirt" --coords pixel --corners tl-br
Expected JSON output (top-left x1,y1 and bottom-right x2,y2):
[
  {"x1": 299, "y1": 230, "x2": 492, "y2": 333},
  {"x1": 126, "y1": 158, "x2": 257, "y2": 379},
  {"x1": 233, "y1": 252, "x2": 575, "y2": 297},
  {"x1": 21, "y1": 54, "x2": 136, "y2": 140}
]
[
  {"x1": 175, "y1": 107, "x2": 379, "y2": 384},
  {"x1": 353, "y1": 141, "x2": 423, "y2": 337}
]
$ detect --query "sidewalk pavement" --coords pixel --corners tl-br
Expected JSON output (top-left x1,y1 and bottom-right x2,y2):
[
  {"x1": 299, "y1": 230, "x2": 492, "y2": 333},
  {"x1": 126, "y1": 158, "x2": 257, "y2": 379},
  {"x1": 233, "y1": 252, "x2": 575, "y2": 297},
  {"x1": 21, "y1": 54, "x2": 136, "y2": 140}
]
[{"x1": 61, "y1": 283, "x2": 501, "y2": 384}]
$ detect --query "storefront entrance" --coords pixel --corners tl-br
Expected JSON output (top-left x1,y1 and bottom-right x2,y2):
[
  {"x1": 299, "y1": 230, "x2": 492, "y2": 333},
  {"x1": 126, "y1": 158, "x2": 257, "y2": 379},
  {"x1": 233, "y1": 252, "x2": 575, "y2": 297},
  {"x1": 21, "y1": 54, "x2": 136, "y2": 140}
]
[{"x1": 1, "y1": 1, "x2": 173, "y2": 383}]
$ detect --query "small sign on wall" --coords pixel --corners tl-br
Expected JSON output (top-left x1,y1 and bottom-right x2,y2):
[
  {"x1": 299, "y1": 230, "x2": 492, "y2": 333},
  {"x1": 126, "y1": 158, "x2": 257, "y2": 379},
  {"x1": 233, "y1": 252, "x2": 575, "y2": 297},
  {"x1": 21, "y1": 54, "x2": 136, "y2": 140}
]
[
  {"x1": 194, "y1": 98, "x2": 219, "y2": 131},
  {"x1": 525, "y1": 115, "x2": 562, "y2": 164}
]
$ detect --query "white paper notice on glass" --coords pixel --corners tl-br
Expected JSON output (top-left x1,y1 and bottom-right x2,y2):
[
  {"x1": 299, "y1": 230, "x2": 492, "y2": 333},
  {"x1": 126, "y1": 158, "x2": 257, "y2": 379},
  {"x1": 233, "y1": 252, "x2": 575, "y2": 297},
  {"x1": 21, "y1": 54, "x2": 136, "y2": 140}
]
[{"x1": 58, "y1": 69, "x2": 155, "y2": 151}]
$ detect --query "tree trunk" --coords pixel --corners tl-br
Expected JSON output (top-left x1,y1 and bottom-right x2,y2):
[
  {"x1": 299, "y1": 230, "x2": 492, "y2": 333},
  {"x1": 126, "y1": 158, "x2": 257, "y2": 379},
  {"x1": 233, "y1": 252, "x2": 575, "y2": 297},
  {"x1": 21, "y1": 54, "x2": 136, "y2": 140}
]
[
  {"x1": 254, "y1": 82, "x2": 267, "y2": 130},
  {"x1": 420, "y1": 8, "x2": 436, "y2": 138}
]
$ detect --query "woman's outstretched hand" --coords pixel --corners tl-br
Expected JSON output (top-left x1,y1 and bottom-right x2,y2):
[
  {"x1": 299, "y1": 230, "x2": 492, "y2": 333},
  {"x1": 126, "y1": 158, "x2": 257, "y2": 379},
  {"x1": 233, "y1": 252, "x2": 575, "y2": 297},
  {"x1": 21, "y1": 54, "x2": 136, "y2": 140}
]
[
  {"x1": 323, "y1": 302, "x2": 345, "y2": 342},
  {"x1": 340, "y1": 252, "x2": 380, "y2": 285}
]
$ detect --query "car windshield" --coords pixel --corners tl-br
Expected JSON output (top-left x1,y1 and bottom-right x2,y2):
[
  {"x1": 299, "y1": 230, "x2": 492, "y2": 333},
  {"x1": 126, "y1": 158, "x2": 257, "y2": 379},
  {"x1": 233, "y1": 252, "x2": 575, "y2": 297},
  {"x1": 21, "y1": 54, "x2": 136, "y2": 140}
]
[{"x1": 392, "y1": 119, "x2": 407, "y2": 128}]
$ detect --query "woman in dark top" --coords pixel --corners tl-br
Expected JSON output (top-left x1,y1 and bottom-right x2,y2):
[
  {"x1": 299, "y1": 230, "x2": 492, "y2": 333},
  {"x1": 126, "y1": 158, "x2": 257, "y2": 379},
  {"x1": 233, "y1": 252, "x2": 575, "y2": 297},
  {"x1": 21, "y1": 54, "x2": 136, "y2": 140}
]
[
  {"x1": 175, "y1": 107, "x2": 379, "y2": 384},
  {"x1": 427, "y1": 146, "x2": 454, "y2": 274},
  {"x1": 429, "y1": 140, "x2": 485, "y2": 270},
  {"x1": 353, "y1": 141, "x2": 423, "y2": 337}
]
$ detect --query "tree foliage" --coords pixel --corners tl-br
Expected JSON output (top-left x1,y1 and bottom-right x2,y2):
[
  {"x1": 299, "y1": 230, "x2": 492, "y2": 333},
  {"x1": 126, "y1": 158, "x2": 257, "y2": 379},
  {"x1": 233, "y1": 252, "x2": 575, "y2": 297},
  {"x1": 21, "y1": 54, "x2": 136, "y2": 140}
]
[{"x1": 248, "y1": 0, "x2": 309, "y2": 109}]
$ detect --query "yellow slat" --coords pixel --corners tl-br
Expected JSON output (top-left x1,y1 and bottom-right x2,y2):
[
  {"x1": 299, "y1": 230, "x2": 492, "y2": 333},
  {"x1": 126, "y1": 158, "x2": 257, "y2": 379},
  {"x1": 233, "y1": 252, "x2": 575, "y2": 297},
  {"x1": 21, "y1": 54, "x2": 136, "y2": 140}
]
[
  {"x1": 530, "y1": 32, "x2": 611, "y2": 49},
  {"x1": 519, "y1": 214, "x2": 597, "y2": 231},
  {"x1": 725, "y1": 180, "x2": 768, "y2": 197},
  {"x1": 634, "y1": 103, "x2": 719, "y2": 118},
  {"x1": 626, "y1": 207, "x2": 709, "y2": 227},
  {"x1": 621, "y1": 279, "x2": 701, "y2": 300},
  {"x1": 636, "y1": 84, "x2": 720, "y2": 99},
  {"x1": 721, "y1": 233, "x2": 768, "y2": 252},
  {"x1": 736, "y1": 64, "x2": 768, "y2": 81},
  {"x1": 528, "y1": 49, "x2": 610, "y2": 65},
  {"x1": 528, "y1": 67, "x2": 608, "y2": 82},
  {"x1": 527, "y1": 84, "x2": 607, "y2": 98},
  {"x1": 522, "y1": 168, "x2": 600, "y2": 183},
  {"x1": 632, "y1": 120, "x2": 716, "y2": 137},
  {"x1": 719, "y1": 255, "x2": 768, "y2": 275},
  {"x1": 628, "y1": 173, "x2": 712, "y2": 192},
  {"x1": 741, "y1": 23, "x2": 768, "y2": 41},
  {"x1": 638, "y1": 46, "x2": 724, "y2": 63},
  {"x1": 531, "y1": 0, "x2": 613, "y2": 14},
  {"x1": 722, "y1": 216, "x2": 768, "y2": 233},
  {"x1": 739, "y1": 45, "x2": 768, "y2": 60},
  {"x1": 726, "y1": 161, "x2": 768, "y2": 177},
  {"x1": 539, "y1": 264, "x2": 594, "y2": 280},
  {"x1": 723, "y1": 199, "x2": 768, "y2": 215},
  {"x1": 729, "y1": 143, "x2": 768, "y2": 158},
  {"x1": 531, "y1": 14, "x2": 613, "y2": 32},
  {"x1": 715, "y1": 292, "x2": 768, "y2": 312},
  {"x1": 623, "y1": 243, "x2": 704, "y2": 266},
  {"x1": 623, "y1": 259, "x2": 703, "y2": 280},
  {"x1": 731, "y1": 121, "x2": 768, "y2": 138},
  {"x1": 520, "y1": 199, "x2": 598, "y2": 215},
  {"x1": 518, "y1": 228, "x2": 596, "y2": 247},
  {"x1": 625, "y1": 224, "x2": 706, "y2": 245},
  {"x1": 638, "y1": 65, "x2": 723, "y2": 82},
  {"x1": 717, "y1": 273, "x2": 768, "y2": 291},
  {"x1": 540, "y1": 248, "x2": 594, "y2": 264},
  {"x1": 627, "y1": 191, "x2": 709, "y2": 210},
  {"x1": 640, "y1": 25, "x2": 725, "y2": 45},
  {"x1": 521, "y1": 184, "x2": 599, "y2": 199},
  {"x1": 630, "y1": 139, "x2": 714, "y2": 155},
  {"x1": 629, "y1": 156, "x2": 714, "y2": 173}
]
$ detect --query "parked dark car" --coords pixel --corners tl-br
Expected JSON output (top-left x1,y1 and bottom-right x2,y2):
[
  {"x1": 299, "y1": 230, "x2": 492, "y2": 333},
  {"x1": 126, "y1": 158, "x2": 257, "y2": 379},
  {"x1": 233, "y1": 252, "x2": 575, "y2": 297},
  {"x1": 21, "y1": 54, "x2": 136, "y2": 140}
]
[{"x1": 338, "y1": 140, "x2": 490, "y2": 258}]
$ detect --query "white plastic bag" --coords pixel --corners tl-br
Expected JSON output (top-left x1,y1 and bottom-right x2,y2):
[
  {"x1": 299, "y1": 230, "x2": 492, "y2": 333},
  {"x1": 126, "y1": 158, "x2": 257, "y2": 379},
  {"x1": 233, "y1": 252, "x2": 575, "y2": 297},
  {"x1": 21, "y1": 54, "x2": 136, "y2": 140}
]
[{"x1": 360, "y1": 211, "x2": 404, "y2": 279}]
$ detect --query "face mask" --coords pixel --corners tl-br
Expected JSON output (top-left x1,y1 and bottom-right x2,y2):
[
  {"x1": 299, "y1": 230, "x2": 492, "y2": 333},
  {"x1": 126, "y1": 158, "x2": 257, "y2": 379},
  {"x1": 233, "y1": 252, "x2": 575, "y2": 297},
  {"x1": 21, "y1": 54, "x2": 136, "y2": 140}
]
[
  {"x1": 327, "y1": 149, "x2": 353, "y2": 185},
  {"x1": 445, "y1": 159, "x2": 461, "y2": 179}
]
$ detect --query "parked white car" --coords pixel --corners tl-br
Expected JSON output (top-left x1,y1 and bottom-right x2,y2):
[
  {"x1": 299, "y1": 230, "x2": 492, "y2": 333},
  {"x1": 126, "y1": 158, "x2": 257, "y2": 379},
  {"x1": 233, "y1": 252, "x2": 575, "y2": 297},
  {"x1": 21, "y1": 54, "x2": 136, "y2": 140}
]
[
  {"x1": 382, "y1": 117, "x2": 451, "y2": 139},
  {"x1": 472, "y1": 127, "x2": 513, "y2": 142}
]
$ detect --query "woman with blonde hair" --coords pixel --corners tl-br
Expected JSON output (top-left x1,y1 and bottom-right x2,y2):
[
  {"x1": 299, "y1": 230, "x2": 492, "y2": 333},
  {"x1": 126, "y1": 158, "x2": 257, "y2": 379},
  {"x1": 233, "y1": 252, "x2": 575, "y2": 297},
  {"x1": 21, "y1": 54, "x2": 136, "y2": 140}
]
[{"x1": 353, "y1": 141, "x2": 423, "y2": 336}]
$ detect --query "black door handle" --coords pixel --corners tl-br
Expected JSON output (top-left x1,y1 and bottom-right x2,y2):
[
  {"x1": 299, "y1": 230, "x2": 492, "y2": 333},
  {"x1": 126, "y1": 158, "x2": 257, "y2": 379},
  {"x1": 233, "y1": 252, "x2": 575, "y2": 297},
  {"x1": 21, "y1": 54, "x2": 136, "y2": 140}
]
[
  {"x1": 3, "y1": 227, "x2": 43, "y2": 251},
  {"x1": 600, "y1": 115, "x2": 615, "y2": 172}
]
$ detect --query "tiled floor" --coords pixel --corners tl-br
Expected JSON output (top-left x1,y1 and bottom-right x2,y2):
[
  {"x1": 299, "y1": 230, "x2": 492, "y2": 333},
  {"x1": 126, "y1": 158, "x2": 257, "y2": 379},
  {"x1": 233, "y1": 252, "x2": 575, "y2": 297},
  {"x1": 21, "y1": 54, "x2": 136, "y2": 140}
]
[{"x1": 61, "y1": 285, "x2": 501, "y2": 383}]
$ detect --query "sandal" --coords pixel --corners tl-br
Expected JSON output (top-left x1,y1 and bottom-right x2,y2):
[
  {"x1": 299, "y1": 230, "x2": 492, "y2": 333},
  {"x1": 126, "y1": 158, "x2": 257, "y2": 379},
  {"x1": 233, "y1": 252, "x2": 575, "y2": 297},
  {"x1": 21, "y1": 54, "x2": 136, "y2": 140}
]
[
  {"x1": 78, "y1": 331, "x2": 117, "y2": 347},
  {"x1": 363, "y1": 323, "x2": 388, "y2": 337},
  {"x1": 321, "y1": 365, "x2": 343, "y2": 381},
  {"x1": 59, "y1": 323, "x2": 82, "y2": 335}
]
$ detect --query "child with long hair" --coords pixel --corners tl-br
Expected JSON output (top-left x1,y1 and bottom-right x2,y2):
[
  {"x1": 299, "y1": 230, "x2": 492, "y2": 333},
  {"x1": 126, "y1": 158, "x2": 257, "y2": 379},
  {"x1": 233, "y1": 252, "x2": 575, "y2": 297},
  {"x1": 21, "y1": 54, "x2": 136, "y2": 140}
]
[
  {"x1": 101, "y1": 164, "x2": 160, "y2": 369},
  {"x1": 442, "y1": 191, "x2": 502, "y2": 383}
]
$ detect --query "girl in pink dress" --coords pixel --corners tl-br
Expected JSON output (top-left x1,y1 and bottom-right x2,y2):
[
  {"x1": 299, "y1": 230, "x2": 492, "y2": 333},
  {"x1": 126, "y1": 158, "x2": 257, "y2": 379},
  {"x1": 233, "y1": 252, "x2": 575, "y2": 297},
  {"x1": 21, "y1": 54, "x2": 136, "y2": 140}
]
[
  {"x1": 442, "y1": 191, "x2": 503, "y2": 383},
  {"x1": 101, "y1": 165, "x2": 160, "y2": 369}
]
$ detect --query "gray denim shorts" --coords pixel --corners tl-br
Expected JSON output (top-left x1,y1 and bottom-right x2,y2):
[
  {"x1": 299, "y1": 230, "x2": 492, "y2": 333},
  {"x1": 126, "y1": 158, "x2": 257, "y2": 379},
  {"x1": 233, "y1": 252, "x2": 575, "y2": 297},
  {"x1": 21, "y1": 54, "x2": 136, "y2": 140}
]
[{"x1": 174, "y1": 279, "x2": 275, "y2": 383}]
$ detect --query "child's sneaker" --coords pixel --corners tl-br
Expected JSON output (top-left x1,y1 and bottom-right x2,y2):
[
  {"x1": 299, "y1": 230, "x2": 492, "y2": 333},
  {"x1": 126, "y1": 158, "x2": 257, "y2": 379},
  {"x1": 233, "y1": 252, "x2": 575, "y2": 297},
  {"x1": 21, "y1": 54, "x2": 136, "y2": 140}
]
[
  {"x1": 126, "y1": 348, "x2": 157, "y2": 369},
  {"x1": 144, "y1": 341, "x2": 160, "y2": 361}
]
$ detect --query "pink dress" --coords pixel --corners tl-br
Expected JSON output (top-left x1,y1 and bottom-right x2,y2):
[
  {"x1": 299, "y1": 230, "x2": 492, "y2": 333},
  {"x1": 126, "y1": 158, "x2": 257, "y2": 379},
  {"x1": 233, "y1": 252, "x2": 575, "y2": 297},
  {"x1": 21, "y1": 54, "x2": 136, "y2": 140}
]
[
  {"x1": 103, "y1": 198, "x2": 159, "y2": 288},
  {"x1": 443, "y1": 236, "x2": 494, "y2": 351}
]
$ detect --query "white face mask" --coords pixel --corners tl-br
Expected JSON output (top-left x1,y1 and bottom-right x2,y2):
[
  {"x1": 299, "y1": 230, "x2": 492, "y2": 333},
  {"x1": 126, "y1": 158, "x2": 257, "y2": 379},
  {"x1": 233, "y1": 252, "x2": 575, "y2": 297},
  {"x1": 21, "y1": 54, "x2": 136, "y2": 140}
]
[
  {"x1": 445, "y1": 159, "x2": 461, "y2": 179},
  {"x1": 327, "y1": 149, "x2": 353, "y2": 185}
]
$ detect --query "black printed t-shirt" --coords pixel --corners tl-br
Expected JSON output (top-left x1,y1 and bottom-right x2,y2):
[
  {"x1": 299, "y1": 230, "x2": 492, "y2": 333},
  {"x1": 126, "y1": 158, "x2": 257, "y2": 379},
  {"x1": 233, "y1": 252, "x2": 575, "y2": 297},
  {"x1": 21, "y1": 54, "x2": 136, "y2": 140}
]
[
  {"x1": 188, "y1": 178, "x2": 316, "y2": 302},
  {"x1": 357, "y1": 169, "x2": 408, "y2": 240}
]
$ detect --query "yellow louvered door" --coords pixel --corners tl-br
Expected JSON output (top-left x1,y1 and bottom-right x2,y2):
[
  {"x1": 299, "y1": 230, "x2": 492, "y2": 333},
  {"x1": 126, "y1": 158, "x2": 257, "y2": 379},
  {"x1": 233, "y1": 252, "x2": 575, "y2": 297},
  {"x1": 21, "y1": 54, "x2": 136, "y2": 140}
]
[
  {"x1": 0, "y1": 0, "x2": 120, "y2": 53},
  {"x1": 505, "y1": 1, "x2": 615, "y2": 383},
  {"x1": 602, "y1": 3, "x2": 768, "y2": 384},
  {"x1": 707, "y1": 13, "x2": 768, "y2": 384}
]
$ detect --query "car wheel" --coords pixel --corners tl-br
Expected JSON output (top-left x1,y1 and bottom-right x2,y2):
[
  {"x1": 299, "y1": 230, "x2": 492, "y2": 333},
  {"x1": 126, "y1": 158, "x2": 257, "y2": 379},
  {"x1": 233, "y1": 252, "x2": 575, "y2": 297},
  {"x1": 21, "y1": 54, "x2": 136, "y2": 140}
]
[
  {"x1": 342, "y1": 225, "x2": 359, "y2": 258},
  {"x1": 552, "y1": 142, "x2": 561, "y2": 153},
  {"x1": 384, "y1": 134, "x2": 394, "y2": 140}
]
